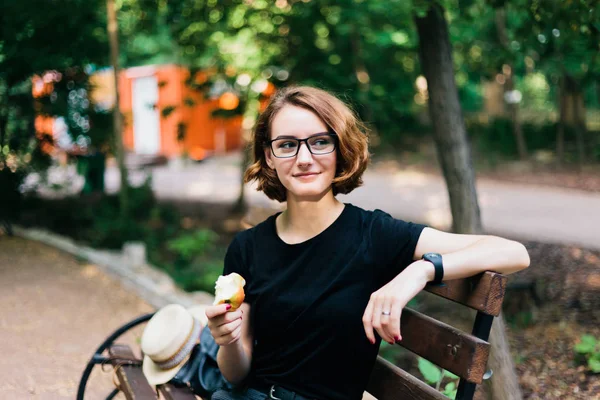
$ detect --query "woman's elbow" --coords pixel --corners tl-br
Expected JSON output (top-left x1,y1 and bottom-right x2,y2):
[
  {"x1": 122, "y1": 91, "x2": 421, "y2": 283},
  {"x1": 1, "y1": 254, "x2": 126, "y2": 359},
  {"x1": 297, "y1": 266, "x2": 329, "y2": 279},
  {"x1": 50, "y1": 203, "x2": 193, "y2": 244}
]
[{"x1": 508, "y1": 240, "x2": 530, "y2": 273}]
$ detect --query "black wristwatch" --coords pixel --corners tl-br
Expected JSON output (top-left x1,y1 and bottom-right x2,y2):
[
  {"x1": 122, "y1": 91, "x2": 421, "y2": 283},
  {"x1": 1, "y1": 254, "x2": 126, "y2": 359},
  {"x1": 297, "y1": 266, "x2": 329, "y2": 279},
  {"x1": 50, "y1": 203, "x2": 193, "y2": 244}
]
[{"x1": 421, "y1": 252, "x2": 445, "y2": 287}]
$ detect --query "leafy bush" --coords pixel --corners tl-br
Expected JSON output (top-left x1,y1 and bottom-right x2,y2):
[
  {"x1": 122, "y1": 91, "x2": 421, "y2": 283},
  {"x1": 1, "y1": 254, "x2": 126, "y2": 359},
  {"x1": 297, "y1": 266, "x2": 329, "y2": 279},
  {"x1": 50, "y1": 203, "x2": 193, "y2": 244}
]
[
  {"x1": 574, "y1": 334, "x2": 600, "y2": 373},
  {"x1": 418, "y1": 357, "x2": 459, "y2": 399},
  {"x1": 164, "y1": 228, "x2": 224, "y2": 293},
  {"x1": 167, "y1": 229, "x2": 218, "y2": 263},
  {"x1": 467, "y1": 117, "x2": 599, "y2": 163}
]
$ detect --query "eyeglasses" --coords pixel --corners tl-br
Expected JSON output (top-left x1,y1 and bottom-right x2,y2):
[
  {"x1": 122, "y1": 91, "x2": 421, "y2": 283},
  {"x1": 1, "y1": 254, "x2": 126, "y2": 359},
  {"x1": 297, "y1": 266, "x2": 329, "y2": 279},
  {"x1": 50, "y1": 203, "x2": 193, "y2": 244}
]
[{"x1": 268, "y1": 132, "x2": 338, "y2": 158}]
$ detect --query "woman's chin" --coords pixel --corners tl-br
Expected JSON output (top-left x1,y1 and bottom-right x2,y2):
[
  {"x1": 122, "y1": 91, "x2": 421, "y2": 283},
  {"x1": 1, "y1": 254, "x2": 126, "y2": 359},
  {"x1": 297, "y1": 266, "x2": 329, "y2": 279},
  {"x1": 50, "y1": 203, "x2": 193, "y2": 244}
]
[{"x1": 288, "y1": 185, "x2": 332, "y2": 201}]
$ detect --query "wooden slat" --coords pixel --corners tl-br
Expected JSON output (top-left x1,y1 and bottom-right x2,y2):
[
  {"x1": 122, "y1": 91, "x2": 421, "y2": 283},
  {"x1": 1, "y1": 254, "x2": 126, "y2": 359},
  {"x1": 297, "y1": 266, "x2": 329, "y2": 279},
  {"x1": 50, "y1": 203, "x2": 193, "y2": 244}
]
[
  {"x1": 425, "y1": 271, "x2": 507, "y2": 316},
  {"x1": 367, "y1": 356, "x2": 447, "y2": 400},
  {"x1": 109, "y1": 344, "x2": 158, "y2": 400},
  {"x1": 398, "y1": 308, "x2": 490, "y2": 383},
  {"x1": 158, "y1": 384, "x2": 198, "y2": 400}
]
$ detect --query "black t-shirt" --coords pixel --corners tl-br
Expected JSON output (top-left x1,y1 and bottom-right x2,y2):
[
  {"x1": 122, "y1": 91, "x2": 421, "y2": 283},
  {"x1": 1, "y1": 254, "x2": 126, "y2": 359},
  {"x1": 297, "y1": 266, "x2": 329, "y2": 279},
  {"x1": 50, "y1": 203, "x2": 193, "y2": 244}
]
[{"x1": 223, "y1": 203, "x2": 426, "y2": 400}]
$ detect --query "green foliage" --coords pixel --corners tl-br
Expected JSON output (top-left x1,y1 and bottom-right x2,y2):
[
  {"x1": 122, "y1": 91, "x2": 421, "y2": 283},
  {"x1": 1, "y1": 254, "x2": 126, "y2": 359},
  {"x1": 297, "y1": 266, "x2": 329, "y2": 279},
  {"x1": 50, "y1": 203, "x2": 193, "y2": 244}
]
[
  {"x1": 505, "y1": 309, "x2": 534, "y2": 329},
  {"x1": 167, "y1": 229, "x2": 218, "y2": 262},
  {"x1": 161, "y1": 105, "x2": 177, "y2": 118},
  {"x1": 418, "y1": 357, "x2": 459, "y2": 399},
  {"x1": 574, "y1": 334, "x2": 600, "y2": 374},
  {"x1": 377, "y1": 340, "x2": 404, "y2": 364},
  {"x1": 418, "y1": 357, "x2": 442, "y2": 383},
  {"x1": 0, "y1": 0, "x2": 109, "y2": 175},
  {"x1": 174, "y1": 261, "x2": 224, "y2": 294},
  {"x1": 162, "y1": 228, "x2": 225, "y2": 293},
  {"x1": 466, "y1": 117, "x2": 599, "y2": 163}
]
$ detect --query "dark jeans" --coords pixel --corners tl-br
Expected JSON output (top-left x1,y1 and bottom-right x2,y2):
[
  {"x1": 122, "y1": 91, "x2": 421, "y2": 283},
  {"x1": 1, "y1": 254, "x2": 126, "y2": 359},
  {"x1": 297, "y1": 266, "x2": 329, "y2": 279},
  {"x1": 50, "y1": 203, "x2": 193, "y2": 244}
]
[{"x1": 211, "y1": 387, "x2": 268, "y2": 400}]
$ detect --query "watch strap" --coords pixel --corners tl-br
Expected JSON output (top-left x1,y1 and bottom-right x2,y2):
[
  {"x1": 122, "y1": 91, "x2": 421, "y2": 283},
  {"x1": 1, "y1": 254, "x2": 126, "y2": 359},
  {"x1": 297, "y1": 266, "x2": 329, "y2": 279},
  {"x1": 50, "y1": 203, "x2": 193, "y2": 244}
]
[{"x1": 422, "y1": 253, "x2": 445, "y2": 287}]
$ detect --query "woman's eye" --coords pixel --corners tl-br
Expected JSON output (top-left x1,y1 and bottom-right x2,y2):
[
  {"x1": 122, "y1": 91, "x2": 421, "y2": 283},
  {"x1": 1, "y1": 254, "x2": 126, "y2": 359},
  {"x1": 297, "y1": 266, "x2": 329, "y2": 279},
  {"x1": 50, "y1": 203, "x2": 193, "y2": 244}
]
[
  {"x1": 278, "y1": 141, "x2": 297, "y2": 149},
  {"x1": 311, "y1": 138, "x2": 331, "y2": 146}
]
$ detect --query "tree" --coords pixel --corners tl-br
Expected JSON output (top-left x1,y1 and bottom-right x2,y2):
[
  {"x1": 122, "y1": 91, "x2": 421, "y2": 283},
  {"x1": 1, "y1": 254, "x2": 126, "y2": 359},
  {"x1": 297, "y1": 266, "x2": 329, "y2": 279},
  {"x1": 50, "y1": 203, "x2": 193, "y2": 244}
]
[
  {"x1": 414, "y1": 3, "x2": 522, "y2": 400},
  {"x1": 515, "y1": 0, "x2": 599, "y2": 166},
  {"x1": 0, "y1": 0, "x2": 107, "y2": 162},
  {"x1": 0, "y1": 0, "x2": 109, "y2": 229},
  {"x1": 493, "y1": 3, "x2": 528, "y2": 160},
  {"x1": 106, "y1": 0, "x2": 129, "y2": 219}
]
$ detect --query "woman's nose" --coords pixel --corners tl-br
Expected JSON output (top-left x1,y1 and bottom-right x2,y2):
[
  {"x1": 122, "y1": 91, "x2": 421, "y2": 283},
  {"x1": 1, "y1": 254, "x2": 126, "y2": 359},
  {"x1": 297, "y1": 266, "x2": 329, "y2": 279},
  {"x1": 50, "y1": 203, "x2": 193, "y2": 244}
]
[{"x1": 296, "y1": 142, "x2": 313, "y2": 164}]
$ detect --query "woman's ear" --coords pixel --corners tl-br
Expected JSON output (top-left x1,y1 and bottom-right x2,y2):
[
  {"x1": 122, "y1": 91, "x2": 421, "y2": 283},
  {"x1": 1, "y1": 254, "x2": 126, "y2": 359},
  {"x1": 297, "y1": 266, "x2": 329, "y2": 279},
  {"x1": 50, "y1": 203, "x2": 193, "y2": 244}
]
[{"x1": 264, "y1": 147, "x2": 275, "y2": 169}]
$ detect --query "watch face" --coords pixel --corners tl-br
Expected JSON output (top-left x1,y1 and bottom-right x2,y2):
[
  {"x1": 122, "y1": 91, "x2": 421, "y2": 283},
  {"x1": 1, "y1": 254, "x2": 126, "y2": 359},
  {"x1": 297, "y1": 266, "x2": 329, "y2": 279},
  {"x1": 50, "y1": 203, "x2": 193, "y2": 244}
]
[{"x1": 426, "y1": 253, "x2": 440, "y2": 258}]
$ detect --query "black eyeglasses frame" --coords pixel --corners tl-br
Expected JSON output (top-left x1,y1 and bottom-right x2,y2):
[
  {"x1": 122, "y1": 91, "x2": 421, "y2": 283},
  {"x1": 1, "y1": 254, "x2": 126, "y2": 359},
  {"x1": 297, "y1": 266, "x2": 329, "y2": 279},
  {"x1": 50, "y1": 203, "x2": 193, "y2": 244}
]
[{"x1": 267, "y1": 132, "x2": 338, "y2": 159}]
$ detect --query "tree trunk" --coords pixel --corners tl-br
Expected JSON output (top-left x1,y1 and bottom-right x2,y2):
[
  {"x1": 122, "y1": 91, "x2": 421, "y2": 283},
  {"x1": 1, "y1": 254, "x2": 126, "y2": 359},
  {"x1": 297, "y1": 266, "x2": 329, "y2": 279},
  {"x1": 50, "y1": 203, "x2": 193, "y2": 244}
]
[
  {"x1": 494, "y1": 8, "x2": 527, "y2": 161},
  {"x1": 0, "y1": 114, "x2": 7, "y2": 152},
  {"x1": 563, "y1": 74, "x2": 587, "y2": 168},
  {"x1": 350, "y1": 26, "x2": 377, "y2": 137},
  {"x1": 507, "y1": 84, "x2": 527, "y2": 161},
  {"x1": 233, "y1": 95, "x2": 261, "y2": 214},
  {"x1": 106, "y1": 0, "x2": 129, "y2": 218},
  {"x1": 414, "y1": 5, "x2": 481, "y2": 235},
  {"x1": 0, "y1": 84, "x2": 10, "y2": 155},
  {"x1": 415, "y1": 6, "x2": 523, "y2": 400},
  {"x1": 573, "y1": 88, "x2": 587, "y2": 168},
  {"x1": 232, "y1": 136, "x2": 251, "y2": 214},
  {"x1": 556, "y1": 76, "x2": 566, "y2": 166}
]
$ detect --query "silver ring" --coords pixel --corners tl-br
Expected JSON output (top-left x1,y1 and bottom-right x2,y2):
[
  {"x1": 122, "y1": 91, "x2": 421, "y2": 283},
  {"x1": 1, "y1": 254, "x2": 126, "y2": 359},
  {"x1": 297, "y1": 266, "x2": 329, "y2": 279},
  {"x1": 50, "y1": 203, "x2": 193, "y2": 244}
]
[{"x1": 381, "y1": 310, "x2": 391, "y2": 316}]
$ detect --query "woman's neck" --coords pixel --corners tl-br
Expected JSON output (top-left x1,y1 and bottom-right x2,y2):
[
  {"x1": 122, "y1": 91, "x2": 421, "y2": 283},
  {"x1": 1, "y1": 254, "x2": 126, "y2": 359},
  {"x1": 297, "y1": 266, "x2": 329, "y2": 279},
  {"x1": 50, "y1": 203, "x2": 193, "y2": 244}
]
[{"x1": 276, "y1": 191, "x2": 345, "y2": 244}]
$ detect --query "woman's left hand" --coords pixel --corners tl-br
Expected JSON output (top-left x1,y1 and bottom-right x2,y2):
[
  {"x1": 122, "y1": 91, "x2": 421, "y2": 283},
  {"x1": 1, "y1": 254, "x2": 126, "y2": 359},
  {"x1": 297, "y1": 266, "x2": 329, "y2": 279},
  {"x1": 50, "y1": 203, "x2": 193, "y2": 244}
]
[{"x1": 362, "y1": 261, "x2": 432, "y2": 345}]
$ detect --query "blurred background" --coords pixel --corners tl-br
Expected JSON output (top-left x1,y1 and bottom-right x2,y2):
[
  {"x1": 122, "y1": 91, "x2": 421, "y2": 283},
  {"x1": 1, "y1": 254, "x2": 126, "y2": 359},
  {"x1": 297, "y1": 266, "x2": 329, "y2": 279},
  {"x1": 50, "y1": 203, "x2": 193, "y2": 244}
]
[{"x1": 0, "y1": 0, "x2": 598, "y2": 399}]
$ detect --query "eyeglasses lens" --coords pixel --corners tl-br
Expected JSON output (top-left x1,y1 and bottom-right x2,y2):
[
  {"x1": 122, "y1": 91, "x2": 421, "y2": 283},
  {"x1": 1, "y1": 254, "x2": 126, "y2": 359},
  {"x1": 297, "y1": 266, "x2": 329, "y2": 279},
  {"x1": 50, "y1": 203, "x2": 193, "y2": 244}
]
[{"x1": 272, "y1": 135, "x2": 335, "y2": 158}]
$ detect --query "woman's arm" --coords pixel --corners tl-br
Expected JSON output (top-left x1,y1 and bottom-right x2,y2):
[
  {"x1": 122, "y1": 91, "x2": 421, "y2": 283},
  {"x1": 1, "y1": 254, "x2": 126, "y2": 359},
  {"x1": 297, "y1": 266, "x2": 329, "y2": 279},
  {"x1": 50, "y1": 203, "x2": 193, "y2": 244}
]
[
  {"x1": 362, "y1": 227, "x2": 530, "y2": 345},
  {"x1": 208, "y1": 302, "x2": 253, "y2": 385},
  {"x1": 411, "y1": 227, "x2": 531, "y2": 280}
]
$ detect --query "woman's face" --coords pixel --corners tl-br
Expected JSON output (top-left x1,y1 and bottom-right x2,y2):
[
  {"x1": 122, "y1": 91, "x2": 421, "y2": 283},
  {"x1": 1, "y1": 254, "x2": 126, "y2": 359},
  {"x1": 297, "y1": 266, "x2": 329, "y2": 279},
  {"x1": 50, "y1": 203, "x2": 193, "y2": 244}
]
[{"x1": 265, "y1": 105, "x2": 337, "y2": 201}]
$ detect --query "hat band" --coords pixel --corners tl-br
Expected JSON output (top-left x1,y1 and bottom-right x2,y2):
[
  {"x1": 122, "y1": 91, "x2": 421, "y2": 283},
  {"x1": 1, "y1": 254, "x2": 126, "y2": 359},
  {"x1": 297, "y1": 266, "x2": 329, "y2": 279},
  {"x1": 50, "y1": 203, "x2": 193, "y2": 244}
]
[{"x1": 154, "y1": 317, "x2": 202, "y2": 371}]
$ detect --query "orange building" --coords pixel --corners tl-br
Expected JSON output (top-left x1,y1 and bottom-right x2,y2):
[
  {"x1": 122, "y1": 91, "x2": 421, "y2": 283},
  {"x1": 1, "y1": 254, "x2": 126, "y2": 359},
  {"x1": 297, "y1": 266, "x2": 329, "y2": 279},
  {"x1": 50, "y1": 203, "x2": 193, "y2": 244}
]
[
  {"x1": 113, "y1": 64, "x2": 242, "y2": 160},
  {"x1": 33, "y1": 64, "x2": 267, "y2": 160}
]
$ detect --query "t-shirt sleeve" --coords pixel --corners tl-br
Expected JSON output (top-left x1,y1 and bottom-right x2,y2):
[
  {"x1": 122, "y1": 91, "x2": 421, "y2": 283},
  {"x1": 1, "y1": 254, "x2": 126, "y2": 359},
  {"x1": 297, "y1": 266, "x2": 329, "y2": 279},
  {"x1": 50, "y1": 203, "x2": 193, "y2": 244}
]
[
  {"x1": 367, "y1": 210, "x2": 427, "y2": 284},
  {"x1": 222, "y1": 233, "x2": 254, "y2": 303}
]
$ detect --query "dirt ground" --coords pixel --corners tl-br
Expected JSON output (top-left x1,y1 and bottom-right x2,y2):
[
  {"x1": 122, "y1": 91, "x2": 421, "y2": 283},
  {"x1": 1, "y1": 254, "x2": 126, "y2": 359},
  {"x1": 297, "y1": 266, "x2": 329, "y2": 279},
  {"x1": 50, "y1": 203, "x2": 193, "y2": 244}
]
[{"x1": 0, "y1": 235, "x2": 153, "y2": 399}]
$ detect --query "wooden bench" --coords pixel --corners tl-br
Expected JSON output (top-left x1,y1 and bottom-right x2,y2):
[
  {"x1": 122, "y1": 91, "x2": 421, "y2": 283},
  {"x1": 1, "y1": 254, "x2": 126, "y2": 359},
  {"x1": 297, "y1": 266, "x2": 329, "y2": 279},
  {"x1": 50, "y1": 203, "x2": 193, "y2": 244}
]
[
  {"x1": 107, "y1": 344, "x2": 199, "y2": 400},
  {"x1": 103, "y1": 208, "x2": 506, "y2": 400},
  {"x1": 366, "y1": 271, "x2": 506, "y2": 400},
  {"x1": 105, "y1": 274, "x2": 505, "y2": 400}
]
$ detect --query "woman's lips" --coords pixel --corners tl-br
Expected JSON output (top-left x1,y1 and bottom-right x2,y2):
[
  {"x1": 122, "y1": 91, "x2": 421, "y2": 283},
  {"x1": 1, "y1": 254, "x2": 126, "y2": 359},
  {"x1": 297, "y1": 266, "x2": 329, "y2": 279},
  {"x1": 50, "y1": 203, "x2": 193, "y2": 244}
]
[{"x1": 294, "y1": 172, "x2": 320, "y2": 180}]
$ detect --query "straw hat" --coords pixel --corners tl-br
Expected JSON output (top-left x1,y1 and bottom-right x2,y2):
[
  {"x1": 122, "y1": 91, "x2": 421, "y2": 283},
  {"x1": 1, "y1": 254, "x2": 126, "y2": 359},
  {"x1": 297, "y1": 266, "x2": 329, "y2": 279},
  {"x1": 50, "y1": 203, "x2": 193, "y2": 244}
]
[{"x1": 141, "y1": 303, "x2": 208, "y2": 386}]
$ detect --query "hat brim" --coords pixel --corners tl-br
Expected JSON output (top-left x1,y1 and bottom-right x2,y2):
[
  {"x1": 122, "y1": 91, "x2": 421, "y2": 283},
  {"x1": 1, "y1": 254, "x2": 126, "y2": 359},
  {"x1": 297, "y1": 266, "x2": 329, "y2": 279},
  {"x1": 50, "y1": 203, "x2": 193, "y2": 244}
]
[
  {"x1": 141, "y1": 304, "x2": 209, "y2": 386},
  {"x1": 143, "y1": 354, "x2": 188, "y2": 386}
]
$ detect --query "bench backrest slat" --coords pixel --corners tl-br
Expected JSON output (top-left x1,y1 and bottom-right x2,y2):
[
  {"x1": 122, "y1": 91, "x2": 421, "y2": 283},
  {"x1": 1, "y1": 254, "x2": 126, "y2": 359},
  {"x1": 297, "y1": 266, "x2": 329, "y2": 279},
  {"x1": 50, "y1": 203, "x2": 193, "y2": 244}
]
[
  {"x1": 399, "y1": 308, "x2": 490, "y2": 383},
  {"x1": 367, "y1": 356, "x2": 448, "y2": 400},
  {"x1": 425, "y1": 272, "x2": 507, "y2": 316},
  {"x1": 108, "y1": 345, "x2": 158, "y2": 400}
]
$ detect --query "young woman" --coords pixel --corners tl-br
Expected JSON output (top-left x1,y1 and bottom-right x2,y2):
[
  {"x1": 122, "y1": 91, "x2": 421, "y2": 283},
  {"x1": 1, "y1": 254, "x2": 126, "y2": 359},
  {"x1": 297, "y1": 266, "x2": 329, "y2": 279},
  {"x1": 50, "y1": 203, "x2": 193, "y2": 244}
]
[{"x1": 204, "y1": 86, "x2": 530, "y2": 400}]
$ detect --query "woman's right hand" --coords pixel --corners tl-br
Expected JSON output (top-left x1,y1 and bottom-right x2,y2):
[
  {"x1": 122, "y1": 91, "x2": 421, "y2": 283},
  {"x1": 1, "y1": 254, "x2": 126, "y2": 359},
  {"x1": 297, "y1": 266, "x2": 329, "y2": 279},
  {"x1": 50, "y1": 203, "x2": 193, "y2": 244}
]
[{"x1": 205, "y1": 304, "x2": 244, "y2": 346}]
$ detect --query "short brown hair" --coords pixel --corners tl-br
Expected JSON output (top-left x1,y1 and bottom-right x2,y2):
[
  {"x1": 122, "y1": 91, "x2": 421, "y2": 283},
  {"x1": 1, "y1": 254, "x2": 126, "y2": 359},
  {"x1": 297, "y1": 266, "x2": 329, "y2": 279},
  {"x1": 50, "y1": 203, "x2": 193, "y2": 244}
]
[{"x1": 244, "y1": 86, "x2": 370, "y2": 202}]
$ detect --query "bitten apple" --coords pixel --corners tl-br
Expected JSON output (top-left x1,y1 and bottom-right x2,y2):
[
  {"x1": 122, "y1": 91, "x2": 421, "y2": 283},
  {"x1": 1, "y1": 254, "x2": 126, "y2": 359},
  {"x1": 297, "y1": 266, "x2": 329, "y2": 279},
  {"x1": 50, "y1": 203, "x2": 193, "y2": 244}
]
[{"x1": 213, "y1": 273, "x2": 246, "y2": 311}]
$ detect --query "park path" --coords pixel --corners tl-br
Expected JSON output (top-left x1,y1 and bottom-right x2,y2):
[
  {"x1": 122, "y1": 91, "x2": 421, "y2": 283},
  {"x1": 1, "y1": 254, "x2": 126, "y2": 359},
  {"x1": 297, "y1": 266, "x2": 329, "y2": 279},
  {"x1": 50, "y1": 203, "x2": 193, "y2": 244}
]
[
  {"x1": 106, "y1": 152, "x2": 600, "y2": 250},
  {"x1": 0, "y1": 235, "x2": 153, "y2": 400}
]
